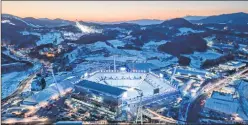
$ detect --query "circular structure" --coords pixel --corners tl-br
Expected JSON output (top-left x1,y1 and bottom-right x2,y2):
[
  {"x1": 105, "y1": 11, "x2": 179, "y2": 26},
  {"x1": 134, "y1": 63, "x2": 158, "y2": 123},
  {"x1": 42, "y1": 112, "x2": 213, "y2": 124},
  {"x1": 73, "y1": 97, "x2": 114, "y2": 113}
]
[{"x1": 83, "y1": 69, "x2": 177, "y2": 104}]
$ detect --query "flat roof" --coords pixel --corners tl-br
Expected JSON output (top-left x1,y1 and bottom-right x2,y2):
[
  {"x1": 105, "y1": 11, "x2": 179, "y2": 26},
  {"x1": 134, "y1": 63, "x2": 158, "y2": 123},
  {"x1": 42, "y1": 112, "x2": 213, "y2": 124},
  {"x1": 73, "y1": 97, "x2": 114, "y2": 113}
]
[
  {"x1": 205, "y1": 98, "x2": 239, "y2": 115},
  {"x1": 175, "y1": 68, "x2": 207, "y2": 76},
  {"x1": 76, "y1": 80, "x2": 126, "y2": 97},
  {"x1": 211, "y1": 91, "x2": 233, "y2": 102}
]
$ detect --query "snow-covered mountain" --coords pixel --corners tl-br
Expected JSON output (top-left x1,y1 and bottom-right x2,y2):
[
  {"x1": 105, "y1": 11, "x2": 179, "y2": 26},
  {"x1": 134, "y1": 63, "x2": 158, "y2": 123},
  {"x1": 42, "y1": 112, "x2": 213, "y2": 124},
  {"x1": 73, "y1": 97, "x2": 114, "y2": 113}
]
[
  {"x1": 2, "y1": 12, "x2": 248, "y2": 61},
  {"x1": 192, "y1": 12, "x2": 248, "y2": 25},
  {"x1": 22, "y1": 17, "x2": 74, "y2": 27},
  {"x1": 2, "y1": 14, "x2": 74, "y2": 27}
]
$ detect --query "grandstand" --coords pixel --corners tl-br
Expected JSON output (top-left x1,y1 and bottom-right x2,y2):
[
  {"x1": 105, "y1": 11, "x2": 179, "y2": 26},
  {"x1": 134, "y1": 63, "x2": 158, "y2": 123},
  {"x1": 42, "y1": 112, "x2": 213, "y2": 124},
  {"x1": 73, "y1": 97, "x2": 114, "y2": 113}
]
[{"x1": 77, "y1": 69, "x2": 177, "y2": 118}]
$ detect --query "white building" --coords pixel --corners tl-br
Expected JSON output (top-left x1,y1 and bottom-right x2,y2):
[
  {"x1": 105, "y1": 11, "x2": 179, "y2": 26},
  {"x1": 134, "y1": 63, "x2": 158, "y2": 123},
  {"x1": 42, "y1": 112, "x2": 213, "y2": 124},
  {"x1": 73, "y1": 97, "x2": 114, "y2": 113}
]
[{"x1": 204, "y1": 92, "x2": 240, "y2": 115}]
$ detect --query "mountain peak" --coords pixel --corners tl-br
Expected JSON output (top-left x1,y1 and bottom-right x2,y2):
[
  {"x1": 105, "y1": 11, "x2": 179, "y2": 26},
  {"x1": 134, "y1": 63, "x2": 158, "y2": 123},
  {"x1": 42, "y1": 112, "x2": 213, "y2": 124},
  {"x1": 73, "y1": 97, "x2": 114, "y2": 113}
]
[{"x1": 161, "y1": 18, "x2": 193, "y2": 27}]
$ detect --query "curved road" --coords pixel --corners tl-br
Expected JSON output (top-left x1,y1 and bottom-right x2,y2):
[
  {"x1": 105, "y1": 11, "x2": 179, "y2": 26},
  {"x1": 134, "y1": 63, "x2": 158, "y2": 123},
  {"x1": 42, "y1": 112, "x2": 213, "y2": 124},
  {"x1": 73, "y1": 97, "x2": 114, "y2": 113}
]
[
  {"x1": 2, "y1": 72, "x2": 38, "y2": 103},
  {"x1": 186, "y1": 94, "x2": 208, "y2": 123},
  {"x1": 2, "y1": 47, "x2": 42, "y2": 103},
  {"x1": 186, "y1": 67, "x2": 248, "y2": 123}
]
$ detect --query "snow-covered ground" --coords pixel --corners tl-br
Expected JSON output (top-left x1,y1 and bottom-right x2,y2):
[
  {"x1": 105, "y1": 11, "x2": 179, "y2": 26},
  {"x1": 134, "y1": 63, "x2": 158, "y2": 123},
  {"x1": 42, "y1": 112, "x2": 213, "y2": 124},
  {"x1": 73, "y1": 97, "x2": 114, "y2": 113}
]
[
  {"x1": 2, "y1": 14, "x2": 41, "y2": 28},
  {"x1": 142, "y1": 40, "x2": 168, "y2": 50},
  {"x1": 66, "y1": 40, "x2": 177, "y2": 70},
  {"x1": 1, "y1": 20, "x2": 15, "y2": 25},
  {"x1": 76, "y1": 21, "x2": 102, "y2": 33},
  {"x1": 177, "y1": 27, "x2": 204, "y2": 35},
  {"x1": 37, "y1": 32, "x2": 64, "y2": 45},
  {"x1": 108, "y1": 40, "x2": 125, "y2": 48},
  {"x1": 21, "y1": 31, "x2": 64, "y2": 46},
  {"x1": 1, "y1": 61, "x2": 41, "y2": 99},
  {"x1": 62, "y1": 31, "x2": 83, "y2": 41},
  {"x1": 239, "y1": 44, "x2": 248, "y2": 54},
  {"x1": 1, "y1": 72, "x2": 31, "y2": 98},
  {"x1": 183, "y1": 50, "x2": 222, "y2": 69}
]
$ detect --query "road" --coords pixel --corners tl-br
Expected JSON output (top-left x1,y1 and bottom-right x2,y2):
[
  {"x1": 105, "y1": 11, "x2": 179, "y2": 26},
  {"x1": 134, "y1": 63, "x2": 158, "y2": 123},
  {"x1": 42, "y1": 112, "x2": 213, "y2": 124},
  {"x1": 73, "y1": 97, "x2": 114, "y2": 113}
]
[
  {"x1": 2, "y1": 73, "x2": 38, "y2": 103},
  {"x1": 186, "y1": 94, "x2": 208, "y2": 123},
  {"x1": 2, "y1": 47, "x2": 42, "y2": 103},
  {"x1": 201, "y1": 67, "x2": 248, "y2": 95},
  {"x1": 185, "y1": 67, "x2": 248, "y2": 123}
]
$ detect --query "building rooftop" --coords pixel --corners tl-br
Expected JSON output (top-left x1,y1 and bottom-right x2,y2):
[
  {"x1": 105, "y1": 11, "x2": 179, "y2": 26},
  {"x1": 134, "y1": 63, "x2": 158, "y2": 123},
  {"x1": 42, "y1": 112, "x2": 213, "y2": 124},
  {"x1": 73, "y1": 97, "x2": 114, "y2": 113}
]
[
  {"x1": 204, "y1": 98, "x2": 239, "y2": 115},
  {"x1": 23, "y1": 79, "x2": 74, "y2": 105},
  {"x1": 174, "y1": 68, "x2": 207, "y2": 76},
  {"x1": 211, "y1": 91, "x2": 234, "y2": 102},
  {"x1": 76, "y1": 80, "x2": 126, "y2": 97},
  {"x1": 205, "y1": 91, "x2": 240, "y2": 115}
]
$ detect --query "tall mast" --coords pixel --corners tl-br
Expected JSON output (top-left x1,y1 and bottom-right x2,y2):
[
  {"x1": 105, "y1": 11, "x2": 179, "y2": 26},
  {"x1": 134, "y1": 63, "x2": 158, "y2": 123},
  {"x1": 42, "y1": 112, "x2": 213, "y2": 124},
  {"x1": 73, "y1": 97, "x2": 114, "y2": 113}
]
[
  {"x1": 50, "y1": 63, "x2": 61, "y2": 96},
  {"x1": 114, "y1": 55, "x2": 116, "y2": 71}
]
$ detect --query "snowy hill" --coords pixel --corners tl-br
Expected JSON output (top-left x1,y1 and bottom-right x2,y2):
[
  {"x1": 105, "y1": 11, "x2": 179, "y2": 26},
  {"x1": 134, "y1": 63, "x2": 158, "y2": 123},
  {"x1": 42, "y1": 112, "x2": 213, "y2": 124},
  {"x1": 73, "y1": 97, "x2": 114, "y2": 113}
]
[{"x1": 192, "y1": 12, "x2": 248, "y2": 25}]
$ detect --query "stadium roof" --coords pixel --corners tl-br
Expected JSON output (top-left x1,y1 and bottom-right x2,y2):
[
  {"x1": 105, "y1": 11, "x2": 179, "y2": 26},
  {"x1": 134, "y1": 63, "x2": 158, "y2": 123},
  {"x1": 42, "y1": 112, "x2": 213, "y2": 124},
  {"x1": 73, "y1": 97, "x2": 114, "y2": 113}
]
[{"x1": 76, "y1": 80, "x2": 126, "y2": 97}]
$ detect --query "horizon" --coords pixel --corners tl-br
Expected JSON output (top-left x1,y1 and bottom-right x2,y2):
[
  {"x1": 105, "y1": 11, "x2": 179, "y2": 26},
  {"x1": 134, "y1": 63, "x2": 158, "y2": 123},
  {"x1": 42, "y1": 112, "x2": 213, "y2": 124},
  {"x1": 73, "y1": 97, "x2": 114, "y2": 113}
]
[
  {"x1": 2, "y1": 11, "x2": 248, "y2": 23},
  {"x1": 2, "y1": 1, "x2": 248, "y2": 22}
]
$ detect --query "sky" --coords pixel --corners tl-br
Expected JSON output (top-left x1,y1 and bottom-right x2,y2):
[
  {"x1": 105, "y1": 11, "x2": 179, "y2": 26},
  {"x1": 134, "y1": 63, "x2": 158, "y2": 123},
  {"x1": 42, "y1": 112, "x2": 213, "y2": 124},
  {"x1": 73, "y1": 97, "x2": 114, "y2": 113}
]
[{"x1": 2, "y1": 1, "x2": 248, "y2": 22}]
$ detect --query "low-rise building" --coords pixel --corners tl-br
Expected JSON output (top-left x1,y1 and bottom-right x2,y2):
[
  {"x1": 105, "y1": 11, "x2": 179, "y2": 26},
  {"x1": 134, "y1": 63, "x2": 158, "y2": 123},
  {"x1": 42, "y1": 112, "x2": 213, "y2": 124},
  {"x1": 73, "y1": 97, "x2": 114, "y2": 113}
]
[
  {"x1": 204, "y1": 92, "x2": 240, "y2": 116},
  {"x1": 72, "y1": 80, "x2": 127, "y2": 115}
]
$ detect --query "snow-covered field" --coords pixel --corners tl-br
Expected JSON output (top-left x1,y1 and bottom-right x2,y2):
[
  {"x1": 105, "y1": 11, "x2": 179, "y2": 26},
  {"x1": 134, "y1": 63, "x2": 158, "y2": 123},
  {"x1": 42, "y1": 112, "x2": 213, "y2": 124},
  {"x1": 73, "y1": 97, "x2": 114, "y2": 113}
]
[
  {"x1": 183, "y1": 50, "x2": 222, "y2": 68},
  {"x1": 2, "y1": 71, "x2": 31, "y2": 98},
  {"x1": 62, "y1": 31, "x2": 83, "y2": 41},
  {"x1": 76, "y1": 21, "x2": 102, "y2": 34},
  {"x1": 67, "y1": 40, "x2": 178, "y2": 70},
  {"x1": 177, "y1": 27, "x2": 204, "y2": 35},
  {"x1": 2, "y1": 14, "x2": 41, "y2": 28},
  {"x1": 142, "y1": 40, "x2": 168, "y2": 50},
  {"x1": 1, "y1": 62, "x2": 41, "y2": 99},
  {"x1": 21, "y1": 31, "x2": 64, "y2": 46},
  {"x1": 108, "y1": 40, "x2": 125, "y2": 48},
  {"x1": 1, "y1": 20, "x2": 15, "y2": 25}
]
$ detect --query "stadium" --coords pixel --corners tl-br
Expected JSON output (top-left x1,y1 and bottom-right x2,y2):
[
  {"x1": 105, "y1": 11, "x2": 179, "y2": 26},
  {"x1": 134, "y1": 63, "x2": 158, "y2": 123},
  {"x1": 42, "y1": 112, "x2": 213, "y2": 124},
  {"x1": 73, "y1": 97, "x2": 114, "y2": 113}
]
[
  {"x1": 21, "y1": 66, "x2": 178, "y2": 122},
  {"x1": 75, "y1": 67, "x2": 178, "y2": 119}
]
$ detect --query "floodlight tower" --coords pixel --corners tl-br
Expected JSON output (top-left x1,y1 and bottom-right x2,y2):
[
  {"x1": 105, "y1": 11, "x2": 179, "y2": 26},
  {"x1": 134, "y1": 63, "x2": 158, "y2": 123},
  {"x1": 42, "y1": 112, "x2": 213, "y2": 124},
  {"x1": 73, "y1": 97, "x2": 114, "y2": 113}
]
[
  {"x1": 170, "y1": 65, "x2": 178, "y2": 87},
  {"x1": 114, "y1": 55, "x2": 116, "y2": 71},
  {"x1": 135, "y1": 89, "x2": 144, "y2": 124},
  {"x1": 112, "y1": 54, "x2": 118, "y2": 72}
]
